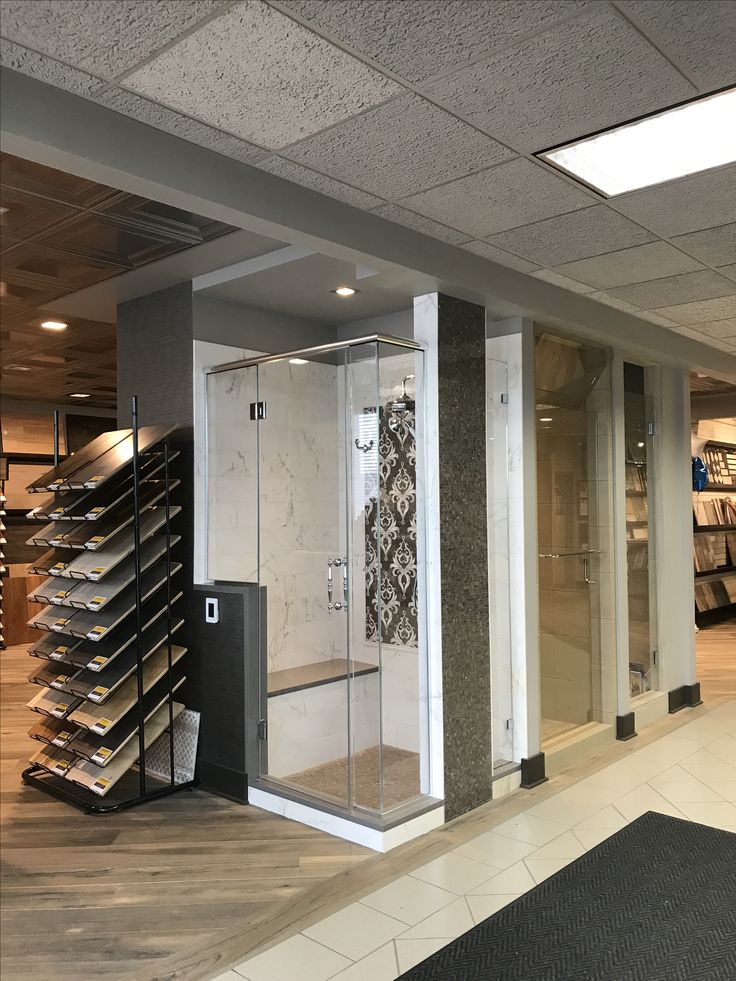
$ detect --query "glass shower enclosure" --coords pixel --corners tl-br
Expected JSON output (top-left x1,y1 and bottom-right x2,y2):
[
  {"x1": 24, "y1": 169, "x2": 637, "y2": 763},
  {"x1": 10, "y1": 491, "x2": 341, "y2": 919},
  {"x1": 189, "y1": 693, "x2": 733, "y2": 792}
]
[{"x1": 205, "y1": 335, "x2": 433, "y2": 824}]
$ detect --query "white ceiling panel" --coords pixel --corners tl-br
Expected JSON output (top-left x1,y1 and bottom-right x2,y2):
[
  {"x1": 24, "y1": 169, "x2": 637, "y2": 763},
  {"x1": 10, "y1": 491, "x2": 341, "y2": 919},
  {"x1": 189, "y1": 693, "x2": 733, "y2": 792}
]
[
  {"x1": 485, "y1": 206, "x2": 657, "y2": 267},
  {"x1": 689, "y1": 319, "x2": 736, "y2": 340},
  {"x1": 0, "y1": 0, "x2": 224, "y2": 78},
  {"x1": 425, "y1": 6, "x2": 694, "y2": 152},
  {"x1": 124, "y1": 1, "x2": 403, "y2": 148},
  {"x1": 461, "y1": 241, "x2": 539, "y2": 274},
  {"x1": 622, "y1": 0, "x2": 736, "y2": 89},
  {"x1": 369, "y1": 204, "x2": 470, "y2": 246},
  {"x1": 0, "y1": 37, "x2": 103, "y2": 95},
  {"x1": 531, "y1": 269, "x2": 595, "y2": 294},
  {"x1": 553, "y1": 242, "x2": 704, "y2": 290},
  {"x1": 612, "y1": 166, "x2": 736, "y2": 238},
  {"x1": 96, "y1": 88, "x2": 270, "y2": 165},
  {"x1": 670, "y1": 224, "x2": 736, "y2": 269},
  {"x1": 719, "y1": 265, "x2": 736, "y2": 284},
  {"x1": 608, "y1": 269, "x2": 736, "y2": 309},
  {"x1": 653, "y1": 295, "x2": 736, "y2": 325},
  {"x1": 402, "y1": 159, "x2": 592, "y2": 238},
  {"x1": 587, "y1": 291, "x2": 641, "y2": 314},
  {"x1": 257, "y1": 157, "x2": 384, "y2": 210},
  {"x1": 283, "y1": 94, "x2": 514, "y2": 200},
  {"x1": 280, "y1": 0, "x2": 591, "y2": 84}
]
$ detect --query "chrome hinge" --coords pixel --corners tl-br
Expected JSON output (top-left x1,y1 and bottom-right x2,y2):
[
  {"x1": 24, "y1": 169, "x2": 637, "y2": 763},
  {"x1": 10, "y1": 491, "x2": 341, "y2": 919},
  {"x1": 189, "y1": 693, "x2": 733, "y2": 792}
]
[
  {"x1": 647, "y1": 421, "x2": 656, "y2": 436},
  {"x1": 257, "y1": 719, "x2": 267, "y2": 740},
  {"x1": 500, "y1": 393, "x2": 509, "y2": 404},
  {"x1": 652, "y1": 650, "x2": 658, "y2": 665},
  {"x1": 250, "y1": 401, "x2": 267, "y2": 421},
  {"x1": 505, "y1": 718, "x2": 513, "y2": 731}
]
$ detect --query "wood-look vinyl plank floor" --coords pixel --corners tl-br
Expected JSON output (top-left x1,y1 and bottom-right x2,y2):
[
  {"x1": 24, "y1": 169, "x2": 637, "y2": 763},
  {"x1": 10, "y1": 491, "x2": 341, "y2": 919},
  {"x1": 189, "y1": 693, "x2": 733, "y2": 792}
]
[
  {"x1": 0, "y1": 644, "x2": 371, "y2": 981},
  {"x1": 696, "y1": 620, "x2": 736, "y2": 699}
]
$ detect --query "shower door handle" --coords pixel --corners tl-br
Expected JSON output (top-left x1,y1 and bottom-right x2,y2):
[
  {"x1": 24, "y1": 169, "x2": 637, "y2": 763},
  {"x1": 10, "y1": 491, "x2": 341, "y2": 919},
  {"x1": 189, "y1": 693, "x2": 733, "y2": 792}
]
[
  {"x1": 342, "y1": 561, "x2": 348, "y2": 611},
  {"x1": 327, "y1": 558, "x2": 333, "y2": 613}
]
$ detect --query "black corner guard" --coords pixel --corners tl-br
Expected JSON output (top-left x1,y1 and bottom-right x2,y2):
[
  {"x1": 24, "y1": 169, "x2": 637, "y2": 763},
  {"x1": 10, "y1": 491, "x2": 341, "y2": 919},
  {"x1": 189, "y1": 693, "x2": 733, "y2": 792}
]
[
  {"x1": 616, "y1": 712, "x2": 637, "y2": 741},
  {"x1": 668, "y1": 683, "x2": 703, "y2": 714},
  {"x1": 521, "y1": 752, "x2": 548, "y2": 789}
]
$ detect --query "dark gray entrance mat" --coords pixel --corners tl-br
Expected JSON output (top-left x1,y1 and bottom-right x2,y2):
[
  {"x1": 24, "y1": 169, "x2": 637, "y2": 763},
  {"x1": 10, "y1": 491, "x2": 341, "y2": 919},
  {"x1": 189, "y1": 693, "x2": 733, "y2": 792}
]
[{"x1": 400, "y1": 811, "x2": 736, "y2": 981}]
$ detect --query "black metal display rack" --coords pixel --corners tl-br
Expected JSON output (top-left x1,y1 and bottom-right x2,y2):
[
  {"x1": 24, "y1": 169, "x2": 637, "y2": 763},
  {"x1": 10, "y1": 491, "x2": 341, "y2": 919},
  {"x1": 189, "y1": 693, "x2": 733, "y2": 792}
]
[{"x1": 21, "y1": 399, "x2": 193, "y2": 813}]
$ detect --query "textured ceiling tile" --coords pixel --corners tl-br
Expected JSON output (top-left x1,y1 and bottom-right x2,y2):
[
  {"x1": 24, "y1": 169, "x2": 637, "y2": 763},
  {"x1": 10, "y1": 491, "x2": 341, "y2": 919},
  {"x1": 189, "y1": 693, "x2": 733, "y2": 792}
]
[
  {"x1": 486, "y1": 206, "x2": 657, "y2": 266},
  {"x1": 719, "y1": 265, "x2": 736, "y2": 284},
  {"x1": 280, "y1": 0, "x2": 590, "y2": 84},
  {"x1": 608, "y1": 269, "x2": 736, "y2": 309},
  {"x1": 425, "y1": 6, "x2": 694, "y2": 152},
  {"x1": 0, "y1": 0, "x2": 224, "y2": 78},
  {"x1": 587, "y1": 291, "x2": 641, "y2": 314},
  {"x1": 612, "y1": 165, "x2": 736, "y2": 238},
  {"x1": 283, "y1": 94, "x2": 514, "y2": 199},
  {"x1": 401, "y1": 159, "x2": 591, "y2": 238},
  {"x1": 0, "y1": 38, "x2": 103, "y2": 95},
  {"x1": 256, "y1": 157, "x2": 384, "y2": 210},
  {"x1": 370, "y1": 204, "x2": 469, "y2": 245},
  {"x1": 670, "y1": 224, "x2": 736, "y2": 268},
  {"x1": 461, "y1": 241, "x2": 539, "y2": 274},
  {"x1": 531, "y1": 269, "x2": 595, "y2": 293},
  {"x1": 553, "y1": 242, "x2": 704, "y2": 290},
  {"x1": 687, "y1": 319, "x2": 736, "y2": 339},
  {"x1": 623, "y1": 0, "x2": 736, "y2": 89},
  {"x1": 638, "y1": 311, "x2": 678, "y2": 328},
  {"x1": 653, "y1": 295, "x2": 736, "y2": 325},
  {"x1": 124, "y1": 2, "x2": 402, "y2": 149},
  {"x1": 96, "y1": 88, "x2": 269, "y2": 164}
]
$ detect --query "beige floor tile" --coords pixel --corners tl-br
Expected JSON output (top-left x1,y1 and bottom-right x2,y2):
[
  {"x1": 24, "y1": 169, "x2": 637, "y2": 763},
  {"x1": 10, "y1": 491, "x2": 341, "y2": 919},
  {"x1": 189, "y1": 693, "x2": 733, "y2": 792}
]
[
  {"x1": 573, "y1": 826, "x2": 622, "y2": 850},
  {"x1": 395, "y1": 938, "x2": 450, "y2": 974},
  {"x1": 303, "y1": 902, "x2": 406, "y2": 961},
  {"x1": 401, "y1": 897, "x2": 474, "y2": 940},
  {"x1": 675, "y1": 801, "x2": 736, "y2": 828},
  {"x1": 613, "y1": 785, "x2": 685, "y2": 822},
  {"x1": 466, "y1": 893, "x2": 519, "y2": 925},
  {"x1": 706, "y1": 734, "x2": 736, "y2": 767},
  {"x1": 360, "y1": 875, "x2": 456, "y2": 926},
  {"x1": 575, "y1": 805, "x2": 629, "y2": 831},
  {"x1": 409, "y1": 852, "x2": 498, "y2": 895},
  {"x1": 329, "y1": 943, "x2": 399, "y2": 981},
  {"x1": 524, "y1": 856, "x2": 573, "y2": 884},
  {"x1": 216, "y1": 973, "x2": 248, "y2": 981},
  {"x1": 490, "y1": 812, "x2": 569, "y2": 846},
  {"x1": 526, "y1": 786, "x2": 620, "y2": 827},
  {"x1": 234, "y1": 934, "x2": 351, "y2": 981},
  {"x1": 704, "y1": 780, "x2": 736, "y2": 801},
  {"x1": 680, "y1": 749, "x2": 736, "y2": 783},
  {"x1": 650, "y1": 779, "x2": 725, "y2": 804},
  {"x1": 530, "y1": 831, "x2": 587, "y2": 861},
  {"x1": 453, "y1": 830, "x2": 537, "y2": 869},
  {"x1": 468, "y1": 861, "x2": 536, "y2": 896}
]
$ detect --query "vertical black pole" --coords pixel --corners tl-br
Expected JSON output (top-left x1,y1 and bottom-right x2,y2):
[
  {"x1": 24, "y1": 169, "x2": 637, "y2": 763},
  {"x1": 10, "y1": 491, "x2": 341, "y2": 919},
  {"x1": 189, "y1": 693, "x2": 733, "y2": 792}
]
[
  {"x1": 164, "y1": 437, "x2": 175, "y2": 786},
  {"x1": 132, "y1": 396, "x2": 146, "y2": 798},
  {"x1": 52, "y1": 409, "x2": 60, "y2": 468}
]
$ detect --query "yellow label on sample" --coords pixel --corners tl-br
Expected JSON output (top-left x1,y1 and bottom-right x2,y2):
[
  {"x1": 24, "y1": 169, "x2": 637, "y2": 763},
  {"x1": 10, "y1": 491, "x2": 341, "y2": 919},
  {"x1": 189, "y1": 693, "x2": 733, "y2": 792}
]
[
  {"x1": 94, "y1": 747, "x2": 112, "y2": 760},
  {"x1": 88, "y1": 626, "x2": 106, "y2": 637},
  {"x1": 92, "y1": 685, "x2": 108, "y2": 697},
  {"x1": 95, "y1": 718, "x2": 112, "y2": 732},
  {"x1": 91, "y1": 655, "x2": 106, "y2": 666},
  {"x1": 88, "y1": 536, "x2": 105, "y2": 544},
  {"x1": 90, "y1": 596, "x2": 106, "y2": 606},
  {"x1": 89, "y1": 507, "x2": 104, "y2": 515}
]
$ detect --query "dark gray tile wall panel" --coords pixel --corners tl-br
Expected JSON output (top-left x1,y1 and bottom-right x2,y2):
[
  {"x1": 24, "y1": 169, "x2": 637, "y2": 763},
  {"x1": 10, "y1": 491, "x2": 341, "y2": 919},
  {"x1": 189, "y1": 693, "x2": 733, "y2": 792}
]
[{"x1": 437, "y1": 293, "x2": 492, "y2": 820}]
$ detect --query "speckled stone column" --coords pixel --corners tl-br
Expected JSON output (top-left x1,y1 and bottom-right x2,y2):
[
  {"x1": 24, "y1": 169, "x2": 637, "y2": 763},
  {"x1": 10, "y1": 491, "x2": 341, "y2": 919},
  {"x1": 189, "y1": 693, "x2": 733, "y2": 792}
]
[{"x1": 437, "y1": 293, "x2": 492, "y2": 820}]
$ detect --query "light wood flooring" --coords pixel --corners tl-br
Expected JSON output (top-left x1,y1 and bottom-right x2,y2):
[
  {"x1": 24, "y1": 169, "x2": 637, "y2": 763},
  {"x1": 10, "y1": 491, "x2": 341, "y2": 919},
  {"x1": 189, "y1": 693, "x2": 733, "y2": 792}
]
[
  {"x1": 0, "y1": 644, "x2": 371, "y2": 981},
  {"x1": 696, "y1": 620, "x2": 736, "y2": 699}
]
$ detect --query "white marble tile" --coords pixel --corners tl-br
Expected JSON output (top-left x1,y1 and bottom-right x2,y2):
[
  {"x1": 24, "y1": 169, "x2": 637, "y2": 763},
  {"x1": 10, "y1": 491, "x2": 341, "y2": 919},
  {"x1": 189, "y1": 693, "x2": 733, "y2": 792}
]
[
  {"x1": 409, "y1": 852, "x2": 498, "y2": 895},
  {"x1": 234, "y1": 934, "x2": 350, "y2": 981},
  {"x1": 465, "y1": 893, "x2": 520, "y2": 925},
  {"x1": 360, "y1": 875, "x2": 456, "y2": 926},
  {"x1": 303, "y1": 903, "x2": 405, "y2": 961},
  {"x1": 400, "y1": 897, "x2": 474, "y2": 940}
]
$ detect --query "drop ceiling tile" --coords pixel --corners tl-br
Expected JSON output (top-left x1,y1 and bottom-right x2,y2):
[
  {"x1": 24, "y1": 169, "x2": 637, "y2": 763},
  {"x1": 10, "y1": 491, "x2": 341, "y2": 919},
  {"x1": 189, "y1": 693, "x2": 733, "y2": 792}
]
[
  {"x1": 257, "y1": 157, "x2": 384, "y2": 210},
  {"x1": 608, "y1": 269, "x2": 736, "y2": 309},
  {"x1": 639, "y1": 311, "x2": 678, "y2": 328},
  {"x1": 461, "y1": 241, "x2": 539, "y2": 274},
  {"x1": 0, "y1": 38, "x2": 103, "y2": 95},
  {"x1": 653, "y1": 295, "x2": 736, "y2": 325},
  {"x1": 587, "y1": 291, "x2": 641, "y2": 314},
  {"x1": 623, "y1": 0, "x2": 736, "y2": 89},
  {"x1": 670, "y1": 224, "x2": 736, "y2": 268},
  {"x1": 719, "y1": 265, "x2": 736, "y2": 284},
  {"x1": 553, "y1": 242, "x2": 704, "y2": 290},
  {"x1": 531, "y1": 269, "x2": 595, "y2": 293},
  {"x1": 486, "y1": 206, "x2": 657, "y2": 266},
  {"x1": 370, "y1": 204, "x2": 470, "y2": 245},
  {"x1": 0, "y1": 0, "x2": 224, "y2": 78},
  {"x1": 612, "y1": 165, "x2": 736, "y2": 238},
  {"x1": 124, "y1": 2, "x2": 403, "y2": 149},
  {"x1": 284, "y1": 94, "x2": 514, "y2": 199},
  {"x1": 425, "y1": 6, "x2": 694, "y2": 151},
  {"x1": 280, "y1": 0, "x2": 591, "y2": 84},
  {"x1": 95, "y1": 88, "x2": 269, "y2": 165},
  {"x1": 401, "y1": 159, "x2": 591, "y2": 238},
  {"x1": 688, "y1": 319, "x2": 736, "y2": 340}
]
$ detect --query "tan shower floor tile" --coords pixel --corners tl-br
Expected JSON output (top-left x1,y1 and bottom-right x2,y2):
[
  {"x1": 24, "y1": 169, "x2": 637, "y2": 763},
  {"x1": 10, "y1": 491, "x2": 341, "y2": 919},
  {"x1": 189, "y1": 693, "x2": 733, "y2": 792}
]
[{"x1": 286, "y1": 746, "x2": 420, "y2": 810}]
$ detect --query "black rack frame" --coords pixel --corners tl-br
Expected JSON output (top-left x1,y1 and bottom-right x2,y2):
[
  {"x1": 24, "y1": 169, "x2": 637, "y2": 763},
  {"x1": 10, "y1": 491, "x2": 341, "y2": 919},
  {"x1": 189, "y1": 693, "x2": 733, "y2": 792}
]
[{"x1": 22, "y1": 400, "x2": 193, "y2": 813}]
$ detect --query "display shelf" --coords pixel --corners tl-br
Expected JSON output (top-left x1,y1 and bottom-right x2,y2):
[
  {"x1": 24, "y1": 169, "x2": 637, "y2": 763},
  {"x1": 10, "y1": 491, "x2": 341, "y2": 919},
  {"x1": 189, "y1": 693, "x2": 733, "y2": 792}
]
[
  {"x1": 694, "y1": 436, "x2": 736, "y2": 627},
  {"x1": 21, "y1": 405, "x2": 194, "y2": 814}
]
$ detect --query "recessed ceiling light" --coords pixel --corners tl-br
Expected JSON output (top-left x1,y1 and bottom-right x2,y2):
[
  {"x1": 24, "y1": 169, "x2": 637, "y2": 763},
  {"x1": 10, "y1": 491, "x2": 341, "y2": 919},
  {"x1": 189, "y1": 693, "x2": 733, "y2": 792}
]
[
  {"x1": 41, "y1": 320, "x2": 68, "y2": 331},
  {"x1": 539, "y1": 417, "x2": 553, "y2": 422},
  {"x1": 331, "y1": 286, "x2": 358, "y2": 297},
  {"x1": 289, "y1": 358, "x2": 309, "y2": 365},
  {"x1": 538, "y1": 87, "x2": 736, "y2": 196},
  {"x1": 69, "y1": 393, "x2": 91, "y2": 398}
]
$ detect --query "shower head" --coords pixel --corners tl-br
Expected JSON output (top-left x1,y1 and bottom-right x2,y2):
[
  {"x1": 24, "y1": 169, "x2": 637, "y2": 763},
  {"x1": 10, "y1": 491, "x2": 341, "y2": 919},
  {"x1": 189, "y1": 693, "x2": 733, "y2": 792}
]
[{"x1": 387, "y1": 375, "x2": 416, "y2": 416}]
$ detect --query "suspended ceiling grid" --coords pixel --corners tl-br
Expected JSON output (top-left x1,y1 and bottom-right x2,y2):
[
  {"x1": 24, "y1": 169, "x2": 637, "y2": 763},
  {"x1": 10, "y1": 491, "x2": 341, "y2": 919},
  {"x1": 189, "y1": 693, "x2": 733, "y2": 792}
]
[
  {"x1": 0, "y1": 153, "x2": 236, "y2": 408},
  {"x1": 1, "y1": 1, "x2": 735, "y2": 356}
]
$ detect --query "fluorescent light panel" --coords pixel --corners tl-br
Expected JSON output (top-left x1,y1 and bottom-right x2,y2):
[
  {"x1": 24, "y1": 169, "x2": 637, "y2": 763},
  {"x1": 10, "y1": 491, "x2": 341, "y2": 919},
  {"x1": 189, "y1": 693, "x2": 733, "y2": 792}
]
[{"x1": 539, "y1": 88, "x2": 736, "y2": 196}]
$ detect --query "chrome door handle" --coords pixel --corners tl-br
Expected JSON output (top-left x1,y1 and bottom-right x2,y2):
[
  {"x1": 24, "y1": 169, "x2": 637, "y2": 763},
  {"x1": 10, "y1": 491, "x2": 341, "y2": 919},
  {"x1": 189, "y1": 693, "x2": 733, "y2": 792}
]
[
  {"x1": 327, "y1": 558, "x2": 333, "y2": 613},
  {"x1": 583, "y1": 552, "x2": 596, "y2": 585},
  {"x1": 327, "y1": 557, "x2": 348, "y2": 613},
  {"x1": 342, "y1": 561, "x2": 348, "y2": 611}
]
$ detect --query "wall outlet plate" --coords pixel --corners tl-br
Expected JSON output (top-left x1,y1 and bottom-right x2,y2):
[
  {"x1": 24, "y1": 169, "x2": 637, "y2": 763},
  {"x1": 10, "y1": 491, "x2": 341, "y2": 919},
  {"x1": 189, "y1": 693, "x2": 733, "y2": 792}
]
[{"x1": 205, "y1": 597, "x2": 219, "y2": 624}]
